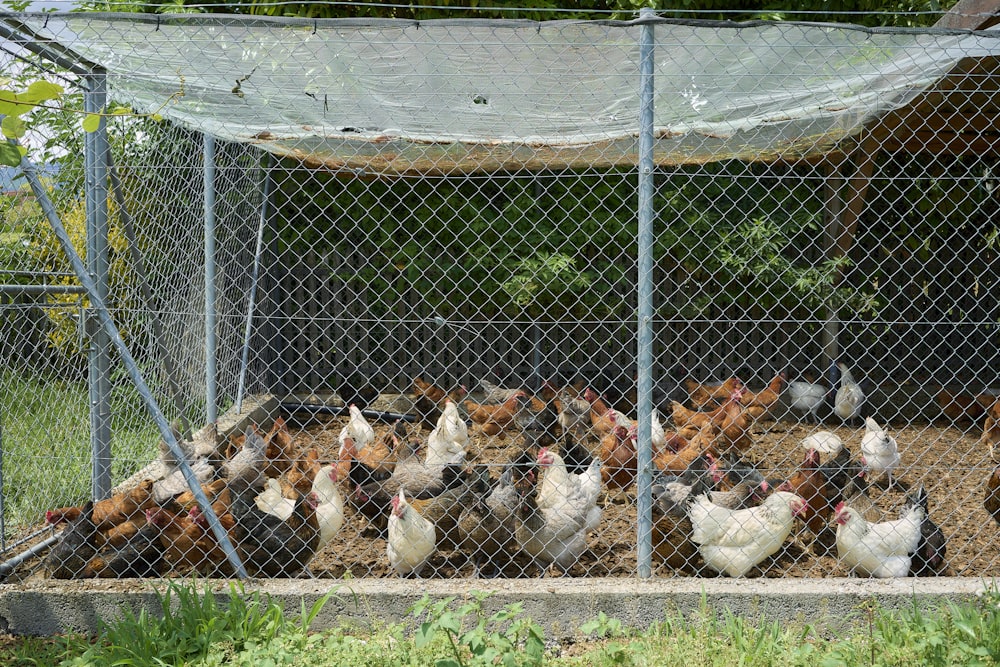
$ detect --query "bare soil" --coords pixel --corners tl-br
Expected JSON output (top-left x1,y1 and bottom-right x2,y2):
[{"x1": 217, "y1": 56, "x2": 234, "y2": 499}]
[{"x1": 290, "y1": 410, "x2": 998, "y2": 580}]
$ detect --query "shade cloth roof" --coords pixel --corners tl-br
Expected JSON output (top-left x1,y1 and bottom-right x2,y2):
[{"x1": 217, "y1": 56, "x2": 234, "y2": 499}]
[{"x1": 10, "y1": 13, "x2": 1000, "y2": 173}]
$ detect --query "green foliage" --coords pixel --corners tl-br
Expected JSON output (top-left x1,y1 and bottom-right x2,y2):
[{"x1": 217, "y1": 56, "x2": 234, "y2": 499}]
[
  {"x1": 25, "y1": 196, "x2": 145, "y2": 370},
  {"x1": 411, "y1": 591, "x2": 545, "y2": 667},
  {"x1": 61, "y1": 580, "x2": 336, "y2": 667},
  {"x1": 502, "y1": 252, "x2": 595, "y2": 318}
]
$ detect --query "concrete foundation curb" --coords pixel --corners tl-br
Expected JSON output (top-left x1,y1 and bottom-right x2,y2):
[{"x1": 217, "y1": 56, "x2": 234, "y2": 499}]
[{"x1": 1, "y1": 577, "x2": 996, "y2": 637}]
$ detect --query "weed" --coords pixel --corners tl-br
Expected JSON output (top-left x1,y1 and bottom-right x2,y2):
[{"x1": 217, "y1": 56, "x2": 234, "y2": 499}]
[{"x1": 411, "y1": 591, "x2": 545, "y2": 667}]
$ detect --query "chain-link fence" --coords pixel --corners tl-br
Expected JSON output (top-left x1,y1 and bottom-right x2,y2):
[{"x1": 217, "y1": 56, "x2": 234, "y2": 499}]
[{"x1": 1, "y1": 9, "x2": 999, "y2": 581}]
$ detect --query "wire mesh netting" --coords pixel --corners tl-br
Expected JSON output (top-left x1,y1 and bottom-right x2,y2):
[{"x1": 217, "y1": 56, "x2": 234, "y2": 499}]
[{"x1": 1, "y1": 9, "x2": 999, "y2": 581}]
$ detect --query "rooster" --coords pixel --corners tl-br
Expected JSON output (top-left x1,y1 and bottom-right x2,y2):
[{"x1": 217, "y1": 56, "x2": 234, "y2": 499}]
[{"x1": 834, "y1": 499, "x2": 923, "y2": 578}]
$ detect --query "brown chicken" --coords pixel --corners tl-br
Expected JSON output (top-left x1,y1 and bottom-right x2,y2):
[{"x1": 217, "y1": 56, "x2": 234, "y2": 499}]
[
  {"x1": 741, "y1": 372, "x2": 786, "y2": 421},
  {"x1": 984, "y1": 414, "x2": 1000, "y2": 463},
  {"x1": 146, "y1": 505, "x2": 235, "y2": 576},
  {"x1": 599, "y1": 423, "x2": 638, "y2": 492},
  {"x1": 985, "y1": 462, "x2": 1000, "y2": 527},
  {"x1": 173, "y1": 478, "x2": 229, "y2": 511},
  {"x1": 45, "y1": 479, "x2": 157, "y2": 529},
  {"x1": 779, "y1": 448, "x2": 832, "y2": 538},
  {"x1": 260, "y1": 416, "x2": 298, "y2": 479},
  {"x1": 937, "y1": 388, "x2": 992, "y2": 423},
  {"x1": 583, "y1": 387, "x2": 620, "y2": 437},
  {"x1": 411, "y1": 377, "x2": 468, "y2": 430},
  {"x1": 653, "y1": 424, "x2": 718, "y2": 473},
  {"x1": 341, "y1": 422, "x2": 399, "y2": 490},
  {"x1": 464, "y1": 391, "x2": 529, "y2": 438},
  {"x1": 686, "y1": 376, "x2": 743, "y2": 410},
  {"x1": 670, "y1": 390, "x2": 751, "y2": 454}
]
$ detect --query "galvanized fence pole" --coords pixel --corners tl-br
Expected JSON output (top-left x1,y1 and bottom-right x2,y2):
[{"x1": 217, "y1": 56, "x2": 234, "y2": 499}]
[
  {"x1": 83, "y1": 74, "x2": 113, "y2": 500},
  {"x1": 635, "y1": 7, "x2": 657, "y2": 579},
  {"x1": 204, "y1": 134, "x2": 218, "y2": 424}
]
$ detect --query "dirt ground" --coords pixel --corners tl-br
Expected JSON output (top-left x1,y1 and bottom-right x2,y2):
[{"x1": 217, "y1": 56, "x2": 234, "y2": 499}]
[
  {"x1": 7, "y1": 405, "x2": 998, "y2": 582},
  {"x1": 286, "y1": 408, "x2": 999, "y2": 580}
]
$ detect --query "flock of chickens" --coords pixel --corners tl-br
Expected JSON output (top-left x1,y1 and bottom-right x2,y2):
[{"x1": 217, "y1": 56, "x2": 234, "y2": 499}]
[{"x1": 36, "y1": 364, "x2": 1000, "y2": 580}]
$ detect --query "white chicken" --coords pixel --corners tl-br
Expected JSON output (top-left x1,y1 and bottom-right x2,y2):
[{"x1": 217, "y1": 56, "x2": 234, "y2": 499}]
[
  {"x1": 860, "y1": 416, "x2": 901, "y2": 487},
  {"x1": 387, "y1": 488, "x2": 436, "y2": 577},
  {"x1": 425, "y1": 399, "x2": 468, "y2": 466},
  {"x1": 800, "y1": 430, "x2": 843, "y2": 458},
  {"x1": 834, "y1": 362, "x2": 865, "y2": 421},
  {"x1": 834, "y1": 500, "x2": 923, "y2": 578},
  {"x1": 787, "y1": 379, "x2": 828, "y2": 423},
  {"x1": 651, "y1": 408, "x2": 666, "y2": 451},
  {"x1": 338, "y1": 404, "x2": 376, "y2": 457},
  {"x1": 515, "y1": 485, "x2": 594, "y2": 576},
  {"x1": 254, "y1": 464, "x2": 345, "y2": 549},
  {"x1": 688, "y1": 490, "x2": 806, "y2": 578},
  {"x1": 536, "y1": 447, "x2": 602, "y2": 532}
]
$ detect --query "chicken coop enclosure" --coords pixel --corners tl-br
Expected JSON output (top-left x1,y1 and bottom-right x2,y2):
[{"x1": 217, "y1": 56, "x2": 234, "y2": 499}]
[{"x1": 2, "y1": 5, "x2": 1000, "y2": 583}]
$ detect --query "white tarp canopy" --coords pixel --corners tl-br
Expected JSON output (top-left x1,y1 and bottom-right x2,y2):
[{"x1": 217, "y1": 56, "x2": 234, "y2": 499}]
[{"x1": 11, "y1": 13, "x2": 1000, "y2": 173}]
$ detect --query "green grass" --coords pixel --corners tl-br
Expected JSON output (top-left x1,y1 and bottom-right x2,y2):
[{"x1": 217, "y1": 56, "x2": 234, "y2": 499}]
[
  {"x1": 3, "y1": 581, "x2": 1000, "y2": 667},
  {"x1": 0, "y1": 369, "x2": 160, "y2": 534}
]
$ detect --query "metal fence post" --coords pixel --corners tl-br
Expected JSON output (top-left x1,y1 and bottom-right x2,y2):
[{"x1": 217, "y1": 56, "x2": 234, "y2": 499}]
[
  {"x1": 636, "y1": 7, "x2": 657, "y2": 579},
  {"x1": 204, "y1": 134, "x2": 218, "y2": 423},
  {"x1": 83, "y1": 74, "x2": 112, "y2": 500}
]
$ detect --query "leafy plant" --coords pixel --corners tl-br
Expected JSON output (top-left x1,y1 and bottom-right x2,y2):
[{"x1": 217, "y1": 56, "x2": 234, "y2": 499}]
[
  {"x1": 502, "y1": 252, "x2": 596, "y2": 318},
  {"x1": 61, "y1": 579, "x2": 336, "y2": 667},
  {"x1": 411, "y1": 591, "x2": 545, "y2": 667},
  {"x1": 580, "y1": 611, "x2": 630, "y2": 665}
]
